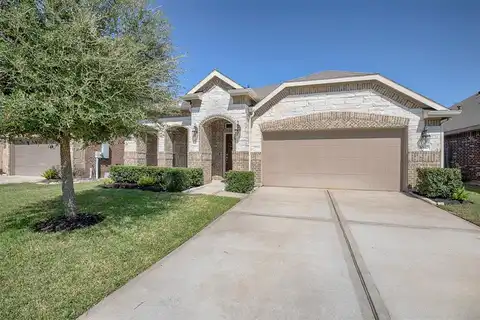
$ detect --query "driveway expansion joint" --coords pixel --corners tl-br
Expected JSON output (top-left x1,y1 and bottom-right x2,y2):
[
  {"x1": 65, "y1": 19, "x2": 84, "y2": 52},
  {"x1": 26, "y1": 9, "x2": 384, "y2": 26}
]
[
  {"x1": 326, "y1": 190, "x2": 391, "y2": 320},
  {"x1": 346, "y1": 219, "x2": 480, "y2": 233},
  {"x1": 230, "y1": 210, "x2": 334, "y2": 223}
]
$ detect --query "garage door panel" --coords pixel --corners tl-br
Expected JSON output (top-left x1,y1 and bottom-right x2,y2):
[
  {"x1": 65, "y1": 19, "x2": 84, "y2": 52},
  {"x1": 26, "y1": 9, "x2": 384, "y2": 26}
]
[
  {"x1": 265, "y1": 172, "x2": 398, "y2": 190},
  {"x1": 14, "y1": 144, "x2": 60, "y2": 176},
  {"x1": 262, "y1": 129, "x2": 402, "y2": 191}
]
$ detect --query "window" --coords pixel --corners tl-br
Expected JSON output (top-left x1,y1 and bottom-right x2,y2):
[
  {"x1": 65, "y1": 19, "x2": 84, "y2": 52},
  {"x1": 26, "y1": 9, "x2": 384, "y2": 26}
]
[{"x1": 225, "y1": 123, "x2": 233, "y2": 129}]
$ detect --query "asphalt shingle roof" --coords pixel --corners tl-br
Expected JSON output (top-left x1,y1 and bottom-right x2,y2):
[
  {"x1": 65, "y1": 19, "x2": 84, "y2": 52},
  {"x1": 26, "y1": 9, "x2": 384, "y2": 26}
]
[{"x1": 251, "y1": 70, "x2": 374, "y2": 100}]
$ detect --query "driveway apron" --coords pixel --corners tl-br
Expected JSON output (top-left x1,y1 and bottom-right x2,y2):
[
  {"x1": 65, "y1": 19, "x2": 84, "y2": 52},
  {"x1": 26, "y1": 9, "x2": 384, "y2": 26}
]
[
  {"x1": 80, "y1": 187, "x2": 370, "y2": 320},
  {"x1": 80, "y1": 187, "x2": 480, "y2": 320},
  {"x1": 329, "y1": 190, "x2": 480, "y2": 320}
]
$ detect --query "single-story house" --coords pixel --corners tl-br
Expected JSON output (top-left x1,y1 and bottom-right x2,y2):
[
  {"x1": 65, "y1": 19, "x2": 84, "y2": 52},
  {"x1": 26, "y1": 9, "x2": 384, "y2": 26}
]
[
  {"x1": 124, "y1": 70, "x2": 459, "y2": 191},
  {"x1": 1, "y1": 70, "x2": 460, "y2": 190},
  {"x1": 443, "y1": 92, "x2": 480, "y2": 181}
]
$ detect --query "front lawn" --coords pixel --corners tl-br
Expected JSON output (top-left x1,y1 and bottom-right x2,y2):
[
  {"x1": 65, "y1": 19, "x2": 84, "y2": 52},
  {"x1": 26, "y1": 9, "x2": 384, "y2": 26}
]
[
  {"x1": 439, "y1": 185, "x2": 480, "y2": 227},
  {"x1": 0, "y1": 182, "x2": 239, "y2": 320}
]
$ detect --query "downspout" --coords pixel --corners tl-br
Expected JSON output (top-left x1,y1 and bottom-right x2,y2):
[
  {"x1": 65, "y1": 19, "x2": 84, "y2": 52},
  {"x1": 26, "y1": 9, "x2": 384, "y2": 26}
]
[
  {"x1": 248, "y1": 107, "x2": 254, "y2": 171},
  {"x1": 440, "y1": 130, "x2": 444, "y2": 168},
  {"x1": 440, "y1": 118, "x2": 450, "y2": 168}
]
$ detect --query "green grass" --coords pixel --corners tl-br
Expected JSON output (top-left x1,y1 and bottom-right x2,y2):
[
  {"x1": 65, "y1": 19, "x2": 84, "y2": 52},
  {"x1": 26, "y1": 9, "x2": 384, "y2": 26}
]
[
  {"x1": 439, "y1": 185, "x2": 480, "y2": 227},
  {"x1": 0, "y1": 182, "x2": 239, "y2": 320}
]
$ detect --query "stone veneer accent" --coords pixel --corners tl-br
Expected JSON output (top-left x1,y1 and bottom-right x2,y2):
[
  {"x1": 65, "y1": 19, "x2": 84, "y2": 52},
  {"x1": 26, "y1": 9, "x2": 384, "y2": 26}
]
[
  {"x1": 124, "y1": 136, "x2": 147, "y2": 165},
  {"x1": 445, "y1": 130, "x2": 480, "y2": 181},
  {"x1": 260, "y1": 111, "x2": 409, "y2": 132},
  {"x1": 255, "y1": 80, "x2": 427, "y2": 118},
  {"x1": 251, "y1": 152, "x2": 262, "y2": 184},
  {"x1": 0, "y1": 141, "x2": 8, "y2": 174},
  {"x1": 407, "y1": 151, "x2": 441, "y2": 187}
]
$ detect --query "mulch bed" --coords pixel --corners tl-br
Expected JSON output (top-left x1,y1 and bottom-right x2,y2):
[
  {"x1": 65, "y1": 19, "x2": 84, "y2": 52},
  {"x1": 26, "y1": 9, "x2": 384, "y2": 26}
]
[
  {"x1": 411, "y1": 191, "x2": 472, "y2": 205},
  {"x1": 103, "y1": 183, "x2": 164, "y2": 192},
  {"x1": 33, "y1": 213, "x2": 105, "y2": 232}
]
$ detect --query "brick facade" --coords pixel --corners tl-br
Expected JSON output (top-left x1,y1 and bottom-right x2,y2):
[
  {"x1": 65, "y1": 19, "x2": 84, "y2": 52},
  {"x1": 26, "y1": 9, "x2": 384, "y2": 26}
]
[
  {"x1": 445, "y1": 130, "x2": 480, "y2": 181},
  {"x1": 260, "y1": 111, "x2": 410, "y2": 132},
  {"x1": 84, "y1": 139, "x2": 125, "y2": 178},
  {"x1": 72, "y1": 139, "x2": 126, "y2": 178},
  {"x1": 407, "y1": 151, "x2": 442, "y2": 187}
]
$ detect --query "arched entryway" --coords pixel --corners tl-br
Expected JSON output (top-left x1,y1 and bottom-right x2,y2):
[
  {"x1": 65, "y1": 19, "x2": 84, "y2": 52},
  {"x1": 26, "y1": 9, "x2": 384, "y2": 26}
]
[
  {"x1": 200, "y1": 115, "x2": 236, "y2": 182},
  {"x1": 165, "y1": 126, "x2": 188, "y2": 167}
]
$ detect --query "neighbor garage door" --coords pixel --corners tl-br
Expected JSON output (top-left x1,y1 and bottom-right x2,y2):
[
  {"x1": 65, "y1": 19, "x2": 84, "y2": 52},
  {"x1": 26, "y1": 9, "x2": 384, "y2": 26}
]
[
  {"x1": 262, "y1": 129, "x2": 403, "y2": 191},
  {"x1": 13, "y1": 143, "x2": 60, "y2": 176}
]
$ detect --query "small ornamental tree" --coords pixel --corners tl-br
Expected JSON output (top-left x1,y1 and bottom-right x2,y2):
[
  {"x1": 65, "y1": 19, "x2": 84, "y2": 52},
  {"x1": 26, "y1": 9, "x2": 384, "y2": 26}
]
[{"x1": 0, "y1": 0, "x2": 178, "y2": 219}]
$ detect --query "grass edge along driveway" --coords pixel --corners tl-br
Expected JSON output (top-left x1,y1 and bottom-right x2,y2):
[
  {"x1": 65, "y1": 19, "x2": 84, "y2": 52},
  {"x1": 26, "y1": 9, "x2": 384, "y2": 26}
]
[
  {"x1": 439, "y1": 185, "x2": 480, "y2": 227},
  {"x1": 0, "y1": 182, "x2": 239, "y2": 320}
]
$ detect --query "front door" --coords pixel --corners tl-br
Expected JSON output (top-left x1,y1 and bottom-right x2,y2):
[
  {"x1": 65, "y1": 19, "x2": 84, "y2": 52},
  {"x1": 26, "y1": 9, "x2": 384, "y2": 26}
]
[{"x1": 225, "y1": 133, "x2": 233, "y2": 174}]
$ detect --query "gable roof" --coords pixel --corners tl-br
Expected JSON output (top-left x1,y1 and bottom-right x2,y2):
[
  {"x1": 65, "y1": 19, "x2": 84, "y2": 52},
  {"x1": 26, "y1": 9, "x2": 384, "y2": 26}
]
[
  {"x1": 249, "y1": 71, "x2": 374, "y2": 101},
  {"x1": 187, "y1": 70, "x2": 243, "y2": 94},
  {"x1": 251, "y1": 72, "x2": 448, "y2": 113},
  {"x1": 443, "y1": 91, "x2": 480, "y2": 134},
  {"x1": 182, "y1": 69, "x2": 449, "y2": 112}
]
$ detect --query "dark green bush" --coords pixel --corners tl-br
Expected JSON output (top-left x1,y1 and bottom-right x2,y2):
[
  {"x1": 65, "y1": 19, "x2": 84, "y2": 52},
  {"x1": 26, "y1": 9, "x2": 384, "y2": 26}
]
[
  {"x1": 416, "y1": 168, "x2": 463, "y2": 199},
  {"x1": 109, "y1": 166, "x2": 150, "y2": 183},
  {"x1": 188, "y1": 168, "x2": 204, "y2": 187},
  {"x1": 225, "y1": 171, "x2": 255, "y2": 193},
  {"x1": 164, "y1": 168, "x2": 190, "y2": 192},
  {"x1": 109, "y1": 165, "x2": 203, "y2": 192}
]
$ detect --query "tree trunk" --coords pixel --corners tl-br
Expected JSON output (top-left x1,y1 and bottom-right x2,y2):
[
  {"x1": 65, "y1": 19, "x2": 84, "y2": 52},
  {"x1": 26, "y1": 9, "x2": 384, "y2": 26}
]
[{"x1": 59, "y1": 136, "x2": 78, "y2": 217}]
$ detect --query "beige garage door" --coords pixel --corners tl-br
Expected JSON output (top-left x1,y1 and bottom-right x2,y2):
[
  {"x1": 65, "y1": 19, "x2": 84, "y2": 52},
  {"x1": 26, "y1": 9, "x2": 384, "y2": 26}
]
[
  {"x1": 262, "y1": 129, "x2": 403, "y2": 191},
  {"x1": 14, "y1": 144, "x2": 60, "y2": 176}
]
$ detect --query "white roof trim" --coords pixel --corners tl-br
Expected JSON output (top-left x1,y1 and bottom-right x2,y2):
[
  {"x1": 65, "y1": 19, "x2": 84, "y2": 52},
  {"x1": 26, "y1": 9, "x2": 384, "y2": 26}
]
[
  {"x1": 228, "y1": 88, "x2": 259, "y2": 101},
  {"x1": 187, "y1": 70, "x2": 243, "y2": 94},
  {"x1": 253, "y1": 74, "x2": 447, "y2": 113}
]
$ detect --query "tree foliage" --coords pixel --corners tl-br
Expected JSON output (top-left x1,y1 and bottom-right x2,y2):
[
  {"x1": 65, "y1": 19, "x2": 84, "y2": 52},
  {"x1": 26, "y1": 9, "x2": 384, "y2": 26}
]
[
  {"x1": 0, "y1": 0, "x2": 178, "y2": 218},
  {"x1": 0, "y1": 0, "x2": 178, "y2": 144}
]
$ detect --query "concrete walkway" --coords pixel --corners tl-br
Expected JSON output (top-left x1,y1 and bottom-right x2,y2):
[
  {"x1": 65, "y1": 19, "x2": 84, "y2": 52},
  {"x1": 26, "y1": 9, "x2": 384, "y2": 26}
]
[
  {"x1": 80, "y1": 187, "x2": 480, "y2": 320},
  {"x1": 184, "y1": 180, "x2": 247, "y2": 198}
]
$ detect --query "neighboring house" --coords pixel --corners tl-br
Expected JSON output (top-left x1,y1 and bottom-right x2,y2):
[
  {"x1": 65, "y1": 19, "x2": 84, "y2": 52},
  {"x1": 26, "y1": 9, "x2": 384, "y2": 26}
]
[
  {"x1": 443, "y1": 92, "x2": 480, "y2": 181},
  {"x1": 124, "y1": 69, "x2": 458, "y2": 191},
  {"x1": 0, "y1": 139, "x2": 125, "y2": 177},
  {"x1": 0, "y1": 138, "x2": 60, "y2": 176}
]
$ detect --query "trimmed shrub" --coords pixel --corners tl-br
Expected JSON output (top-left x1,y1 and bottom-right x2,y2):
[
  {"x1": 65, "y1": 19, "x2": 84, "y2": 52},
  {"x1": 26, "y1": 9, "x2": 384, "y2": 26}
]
[
  {"x1": 109, "y1": 165, "x2": 166, "y2": 184},
  {"x1": 164, "y1": 168, "x2": 190, "y2": 192},
  {"x1": 188, "y1": 168, "x2": 204, "y2": 187},
  {"x1": 416, "y1": 168, "x2": 463, "y2": 199},
  {"x1": 109, "y1": 165, "x2": 203, "y2": 192},
  {"x1": 137, "y1": 176, "x2": 156, "y2": 187},
  {"x1": 225, "y1": 171, "x2": 255, "y2": 193},
  {"x1": 42, "y1": 167, "x2": 60, "y2": 180}
]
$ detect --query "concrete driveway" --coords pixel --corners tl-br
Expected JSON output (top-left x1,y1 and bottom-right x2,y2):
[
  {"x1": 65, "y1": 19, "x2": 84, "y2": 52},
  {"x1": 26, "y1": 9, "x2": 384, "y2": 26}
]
[
  {"x1": 0, "y1": 175, "x2": 44, "y2": 184},
  {"x1": 80, "y1": 187, "x2": 480, "y2": 320}
]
